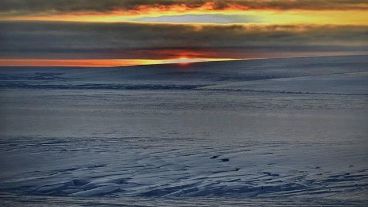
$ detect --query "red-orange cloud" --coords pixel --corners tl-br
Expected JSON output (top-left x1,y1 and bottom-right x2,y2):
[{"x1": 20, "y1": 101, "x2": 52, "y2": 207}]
[{"x1": 1, "y1": 0, "x2": 368, "y2": 14}]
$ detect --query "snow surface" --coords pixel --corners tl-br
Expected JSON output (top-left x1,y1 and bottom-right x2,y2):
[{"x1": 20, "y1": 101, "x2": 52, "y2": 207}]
[{"x1": 0, "y1": 55, "x2": 367, "y2": 206}]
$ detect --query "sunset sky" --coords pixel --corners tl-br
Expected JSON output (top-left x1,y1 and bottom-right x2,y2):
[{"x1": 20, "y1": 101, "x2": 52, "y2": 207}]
[{"x1": 0, "y1": 0, "x2": 367, "y2": 67}]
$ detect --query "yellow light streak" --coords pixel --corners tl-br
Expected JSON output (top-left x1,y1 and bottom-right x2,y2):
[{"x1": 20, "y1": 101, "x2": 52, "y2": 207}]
[
  {"x1": 0, "y1": 58, "x2": 237, "y2": 67},
  {"x1": 2, "y1": 9, "x2": 367, "y2": 25}
]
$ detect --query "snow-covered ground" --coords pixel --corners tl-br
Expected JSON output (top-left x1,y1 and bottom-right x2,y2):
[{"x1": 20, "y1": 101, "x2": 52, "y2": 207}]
[{"x1": 0, "y1": 55, "x2": 367, "y2": 206}]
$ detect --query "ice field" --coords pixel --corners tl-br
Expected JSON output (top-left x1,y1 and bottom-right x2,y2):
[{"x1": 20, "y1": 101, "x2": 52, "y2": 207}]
[{"x1": 0, "y1": 55, "x2": 367, "y2": 206}]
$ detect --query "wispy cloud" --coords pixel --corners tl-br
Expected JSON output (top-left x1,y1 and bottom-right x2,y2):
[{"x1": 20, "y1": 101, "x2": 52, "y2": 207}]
[{"x1": 131, "y1": 14, "x2": 260, "y2": 24}]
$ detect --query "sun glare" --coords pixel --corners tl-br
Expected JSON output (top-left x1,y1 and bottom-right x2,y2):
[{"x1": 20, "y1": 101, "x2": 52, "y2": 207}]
[{"x1": 177, "y1": 56, "x2": 190, "y2": 65}]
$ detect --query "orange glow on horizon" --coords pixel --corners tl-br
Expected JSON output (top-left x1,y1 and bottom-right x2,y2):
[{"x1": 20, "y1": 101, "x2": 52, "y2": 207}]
[
  {"x1": 0, "y1": 58, "x2": 237, "y2": 67},
  {"x1": 1, "y1": 51, "x2": 367, "y2": 68}
]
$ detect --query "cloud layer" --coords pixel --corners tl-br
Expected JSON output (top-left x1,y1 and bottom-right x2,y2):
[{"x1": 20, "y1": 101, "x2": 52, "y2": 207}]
[{"x1": 1, "y1": 21, "x2": 367, "y2": 59}]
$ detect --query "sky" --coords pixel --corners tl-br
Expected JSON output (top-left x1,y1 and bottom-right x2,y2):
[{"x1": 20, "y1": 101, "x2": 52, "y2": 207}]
[{"x1": 0, "y1": 0, "x2": 367, "y2": 67}]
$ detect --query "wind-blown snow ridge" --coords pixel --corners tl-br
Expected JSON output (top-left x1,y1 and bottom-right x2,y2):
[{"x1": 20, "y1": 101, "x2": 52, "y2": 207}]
[{"x1": 0, "y1": 136, "x2": 367, "y2": 201}]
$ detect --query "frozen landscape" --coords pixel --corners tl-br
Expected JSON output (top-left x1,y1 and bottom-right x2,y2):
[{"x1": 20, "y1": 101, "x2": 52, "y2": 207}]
[{"x1": 0, "y1": 55, "x2": 367, "y2": 206}]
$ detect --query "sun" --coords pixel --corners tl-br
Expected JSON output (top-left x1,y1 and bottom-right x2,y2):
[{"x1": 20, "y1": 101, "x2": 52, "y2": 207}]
[
  {"x1": 176, "y1": 56, "x2": 191, "y2": 65},
  {"x1": 178, "y1": 56, "x2": 189, "y2": 61}
]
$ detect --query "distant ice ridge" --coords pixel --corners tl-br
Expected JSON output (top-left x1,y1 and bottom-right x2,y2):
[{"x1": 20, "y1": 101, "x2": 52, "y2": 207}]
[
  {"x1": 0, "y1": 55, "x2": 367, "y2": 206},
  {"x1": 0, "y1": 55, "x2": 368, "y2": 95}
]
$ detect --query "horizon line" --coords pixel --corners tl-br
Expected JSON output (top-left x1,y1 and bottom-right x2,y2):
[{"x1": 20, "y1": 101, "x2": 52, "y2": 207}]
[{"x1": 0, "y1": 53, "x2": 367, "y2": 69}]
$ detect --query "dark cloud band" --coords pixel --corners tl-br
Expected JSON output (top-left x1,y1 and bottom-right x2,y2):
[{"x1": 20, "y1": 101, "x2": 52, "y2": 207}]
[{"x1": 0, "y1": 21, "x2": 367, "y2": 59}]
